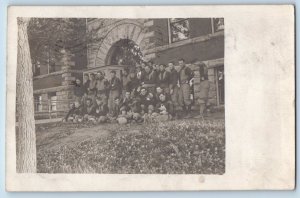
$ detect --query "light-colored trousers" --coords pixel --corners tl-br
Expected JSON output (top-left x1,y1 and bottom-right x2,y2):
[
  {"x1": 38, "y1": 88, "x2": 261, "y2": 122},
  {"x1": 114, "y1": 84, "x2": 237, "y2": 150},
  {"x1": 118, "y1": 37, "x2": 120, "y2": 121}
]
[{"x1": 178, "y1": 83, "x2": 191, "y2": 106}]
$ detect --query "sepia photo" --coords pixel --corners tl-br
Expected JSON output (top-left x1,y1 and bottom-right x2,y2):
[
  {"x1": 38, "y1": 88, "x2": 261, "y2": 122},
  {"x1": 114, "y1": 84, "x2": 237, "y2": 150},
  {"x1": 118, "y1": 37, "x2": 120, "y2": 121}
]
[
  {"x1": 15, "y1": 17, "x2": 225, "y2": 175},
  {"x1": 6, "y1": 6, "x2": 294, "y2": 191}
]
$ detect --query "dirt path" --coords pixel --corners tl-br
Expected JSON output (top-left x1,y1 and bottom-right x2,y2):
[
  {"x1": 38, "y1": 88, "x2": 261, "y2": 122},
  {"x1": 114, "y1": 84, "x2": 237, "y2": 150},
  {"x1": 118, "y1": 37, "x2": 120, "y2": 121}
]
[
  {"x1": 36, "y1": 123, "x2": 144, "y2": 151},
  {"x1": 37, "y1": 124, "x2": 112, "y2": 151}
]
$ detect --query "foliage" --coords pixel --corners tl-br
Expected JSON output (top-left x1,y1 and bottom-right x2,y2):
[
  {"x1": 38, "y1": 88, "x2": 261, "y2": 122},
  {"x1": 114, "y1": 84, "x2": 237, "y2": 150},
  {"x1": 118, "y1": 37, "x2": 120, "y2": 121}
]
[
  {"x1": 37, "y1": 119, "x2": 225, "y2": 174},
  {"x1": 109, "y1": 39, "x2": 145, "y2": 66},
  {"x1": 28, "y1": 18, "x2": 106, "y2": 68}
]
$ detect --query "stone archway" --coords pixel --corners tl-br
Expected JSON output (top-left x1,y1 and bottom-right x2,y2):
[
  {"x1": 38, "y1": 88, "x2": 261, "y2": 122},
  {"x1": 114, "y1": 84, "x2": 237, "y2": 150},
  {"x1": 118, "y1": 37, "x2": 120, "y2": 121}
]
[
  {"x1": 105, "y1": 39, "x2": 144, "y2": 66},
  {"x1": 94, "y1": 23, "x2": 148, "y2": 67}
]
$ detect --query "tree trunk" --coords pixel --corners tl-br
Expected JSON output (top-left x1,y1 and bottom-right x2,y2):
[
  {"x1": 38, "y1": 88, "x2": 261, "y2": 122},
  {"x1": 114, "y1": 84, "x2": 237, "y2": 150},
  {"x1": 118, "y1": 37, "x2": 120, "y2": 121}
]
[{"x1": 16, "y1": 18, "x2": 36, "y2": 173}]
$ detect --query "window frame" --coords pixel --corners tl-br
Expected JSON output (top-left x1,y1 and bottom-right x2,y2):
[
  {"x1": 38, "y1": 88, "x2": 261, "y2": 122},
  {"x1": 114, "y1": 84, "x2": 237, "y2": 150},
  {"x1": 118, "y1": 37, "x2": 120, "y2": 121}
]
[
  {"x1": 168, "y1": 18, "x2": 191, "y2": 43},
  {"x1": 211, "y1": 18, "x2": 224, "y2": 34},
  {"x1": 34, "y1": 94, "x2": 43, "y2": 112}
]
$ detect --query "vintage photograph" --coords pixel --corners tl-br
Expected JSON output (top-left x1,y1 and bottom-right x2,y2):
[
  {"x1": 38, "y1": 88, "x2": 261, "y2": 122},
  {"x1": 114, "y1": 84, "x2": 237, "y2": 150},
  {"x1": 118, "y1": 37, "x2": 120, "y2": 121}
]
[
  {"x1": 15, "y1": 17, "x2": 225, "y2": 174},
  {"x1": 7, "y1": 6, "x2": 295, "y2": 191}
]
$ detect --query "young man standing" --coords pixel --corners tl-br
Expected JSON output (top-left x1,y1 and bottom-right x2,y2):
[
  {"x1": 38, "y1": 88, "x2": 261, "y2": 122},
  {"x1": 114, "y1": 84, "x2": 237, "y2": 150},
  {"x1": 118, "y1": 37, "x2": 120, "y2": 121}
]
[
  {"x1": 73, "y1": 78, "x2": 84, "y2": 103},
  {"x1": 95, "y1": 71, "x2": 109, "y2": 103},
  {"x1": 108, "y1": 70, "x2": 121, "y2": 115},
  {"x1": 121, "y1": 68, "x2": 130, "y2": 96},
  {"x1": 158, "y1": 64, "x2": 171, "y2": 95},
  {"x1": 88, "y1": 73, "x2": 97, "y2": 101},
  {"x1": 143, "y1": 65, "x2": 157, "y2": 94},
  {"x1": 168, "y1": 62, "x2": 181, "y2": 118},
  {"x1": 178, "y1": 58, "x2": 194, "y2": 117},
  {"x1": 197, "y1": 62, "x2": 210, "y2": 117}
]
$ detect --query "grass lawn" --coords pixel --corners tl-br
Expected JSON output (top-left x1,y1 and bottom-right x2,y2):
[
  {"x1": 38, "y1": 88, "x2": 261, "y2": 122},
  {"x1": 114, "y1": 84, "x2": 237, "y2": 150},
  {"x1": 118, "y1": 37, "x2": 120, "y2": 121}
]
[{"x1": 35, "y1": 118, "x2": 225, "y2": 174}]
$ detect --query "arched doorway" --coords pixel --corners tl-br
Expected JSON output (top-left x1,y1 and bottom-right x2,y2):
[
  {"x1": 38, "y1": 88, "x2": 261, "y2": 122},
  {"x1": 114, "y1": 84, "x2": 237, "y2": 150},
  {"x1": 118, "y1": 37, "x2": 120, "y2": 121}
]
[{"x1": 105, "y1": 39, "x2": 145, "y2": 67}]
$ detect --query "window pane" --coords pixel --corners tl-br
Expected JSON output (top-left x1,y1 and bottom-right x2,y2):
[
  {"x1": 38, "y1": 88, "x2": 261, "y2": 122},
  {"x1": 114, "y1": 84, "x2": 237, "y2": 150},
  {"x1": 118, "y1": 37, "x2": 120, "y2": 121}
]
[
  {"x1": 213, "y1": 18, "x2": 224, "y2": 32},
  {"x1": 50, "y1": 95, "x2": 57, "y2": 111},
  {"x1": 34, "y1": 95, "x2": 43, "y2": 112},
  {"x1": 170, "y1": 19, "x2": 190, "y2": 42}
]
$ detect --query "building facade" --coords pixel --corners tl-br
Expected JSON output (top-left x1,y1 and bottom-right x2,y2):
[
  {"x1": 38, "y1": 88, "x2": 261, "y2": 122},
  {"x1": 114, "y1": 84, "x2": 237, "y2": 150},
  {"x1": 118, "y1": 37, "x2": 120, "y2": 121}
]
[{"x1": 31, "y1": 18, "x2": 224, "y2": 119}]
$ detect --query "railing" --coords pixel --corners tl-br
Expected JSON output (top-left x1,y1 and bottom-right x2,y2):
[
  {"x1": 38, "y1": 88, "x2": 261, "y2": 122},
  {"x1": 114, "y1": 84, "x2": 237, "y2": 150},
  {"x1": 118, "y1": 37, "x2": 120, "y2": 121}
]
[{"x1": 33, "y1": 99, "x2": 75, "y2": 120}]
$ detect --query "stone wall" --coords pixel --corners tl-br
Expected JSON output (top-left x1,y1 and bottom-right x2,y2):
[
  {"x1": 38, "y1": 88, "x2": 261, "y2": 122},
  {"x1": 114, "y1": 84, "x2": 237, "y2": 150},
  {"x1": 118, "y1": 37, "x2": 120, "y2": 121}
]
[
  {"x1": 191, "y1": 64, "x2": 218, "y2": 107},
  {"x1": 86, "y1": 19, "x2": 160, "y2": 67},
  {"x1": 33, "y1": 48, "x2": 84, "y2": 114}
]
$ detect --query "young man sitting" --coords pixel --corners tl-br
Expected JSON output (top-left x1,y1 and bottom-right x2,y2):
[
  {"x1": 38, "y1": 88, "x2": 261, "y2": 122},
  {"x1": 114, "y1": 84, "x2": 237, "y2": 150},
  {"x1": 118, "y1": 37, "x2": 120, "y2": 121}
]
[
  {"x1": 83, "y1": 98, "x2": 96, "y2": 122},
  {"x1": 94, "y1": 97, "x2": 109, "y2": 124},
  {"x1": 154, "y1": 93, "x2": 174, "y2": 122},
  {"x1": 154, "y1": 86, "x2": 164, "y2": 104},
  {"x1": 120, "y1": 91, "x2": 132, "y2": 111},
  {"x1": 63, "y1": 101, "x2": 85, "y2": 123}
]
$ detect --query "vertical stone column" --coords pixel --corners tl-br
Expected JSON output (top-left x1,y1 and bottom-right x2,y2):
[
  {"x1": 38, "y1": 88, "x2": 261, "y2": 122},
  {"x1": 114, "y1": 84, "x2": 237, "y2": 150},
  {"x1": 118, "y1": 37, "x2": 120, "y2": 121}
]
[
  {"x1": 141, "y1": 19, "x2": 157, "y2": 61},
  {"x1": 57, "y1": 49, "x2": 77, "y2": 112},
  {"x1": 207, "y1": 68, "x2": 217, "y2": 106},
  {"x1": 192, "y1": 63, "x2": 218, "y2": 107},
  {"x1": 193, "y1": 68, "x2": 201, "y2": 105},
  {"x1": 41, "y1": 93, "x2": 49, "y2": 112}
]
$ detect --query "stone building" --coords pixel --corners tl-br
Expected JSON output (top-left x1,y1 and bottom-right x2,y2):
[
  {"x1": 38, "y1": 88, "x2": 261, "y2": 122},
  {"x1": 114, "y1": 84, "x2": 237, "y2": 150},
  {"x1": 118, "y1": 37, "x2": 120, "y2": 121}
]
[{"x1": 31, "y1": 18, "x2": 224, "y2": 119}]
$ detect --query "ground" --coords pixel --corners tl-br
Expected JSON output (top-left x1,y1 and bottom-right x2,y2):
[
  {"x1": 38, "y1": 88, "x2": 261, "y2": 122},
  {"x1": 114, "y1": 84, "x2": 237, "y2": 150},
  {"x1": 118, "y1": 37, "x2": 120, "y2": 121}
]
[{"x1": 34, "y1": 112, "x2": 225, "y2": 174}]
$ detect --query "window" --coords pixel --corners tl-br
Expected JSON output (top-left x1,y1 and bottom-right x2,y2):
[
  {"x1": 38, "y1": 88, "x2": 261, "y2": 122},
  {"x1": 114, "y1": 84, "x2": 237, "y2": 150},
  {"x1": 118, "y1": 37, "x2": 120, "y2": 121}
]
[
  {"x1": 48, "y1": 92, "x2": 57, "y2": 111},
  {"x1": 212, "y1": 18, "x2": 224, "y2": 33},
  {"x1": 169, "y1": 18, "x2": 190, "y2": 43},
  {"x1": 34, "y1": 95, "x2": 43, "y2": 112},
  {"x1": 33, "y1": 61, "x2": 41, "y2": 76}
]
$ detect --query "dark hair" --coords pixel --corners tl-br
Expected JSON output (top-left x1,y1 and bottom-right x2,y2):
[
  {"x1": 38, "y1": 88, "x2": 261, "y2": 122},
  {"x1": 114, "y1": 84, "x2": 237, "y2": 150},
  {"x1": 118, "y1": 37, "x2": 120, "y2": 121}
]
[
  {"x1": 160, "y1": 64, "x2": 166, "y2": 67},
  {"x1": 97, "y1": 71, "x2": 104, "y2": 76},
  {"x1": 86, "y1": 98, "x2": 92, "y2": 102},
  {"x1": 110, "y1": 70, "x2": 116, "y2": 74},
  {"x1": 168, "y1": 61, "x2": 175, "y2": 65},
  {"x1": 179, "y1": 58, "x2": 185, "y2": 62},
  {"x1": 84, "y1": 73, "x2": 89, "y2": 77},
  {"x1": 90, "y1": 73, "x2": 95, "y2": 76}
]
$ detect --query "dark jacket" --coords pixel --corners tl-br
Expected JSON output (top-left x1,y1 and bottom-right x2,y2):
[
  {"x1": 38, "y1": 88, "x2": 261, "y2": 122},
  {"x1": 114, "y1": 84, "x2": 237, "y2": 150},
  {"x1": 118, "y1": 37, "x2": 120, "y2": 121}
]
[
  {"x1": 143, "y1": 70, "x2": 157, "y2": 85},
  {"x1": 74, "y1": 83, "x2": 84, "y2": 97},
  {"x1": 178, "y1": 66, "x2": 194, "y2": 84},
  {"x1": 169, "y1": 68, "x2": 179, "y2": 89},
  {"x1": 126, "y1": 77, "x2": 139, "y2": 92},
  {"x1": 121, "y1": 97, "x2": 133, "y2": 110},
  {"x1": 158, "y1": 70, "x2": 171, "y2": 88},
  {"x1": 109, "y1": 77, "x2": 122, "y2": 92},
  {"x1": 83, "y1": 80, "x2": 90, "y2": 94},
  {"x1": 94, "y1": 104, "x2": 109, "y2": 117},
  {"x1": 83, "y1": 105, "x2": 96, "y2": 115}
]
